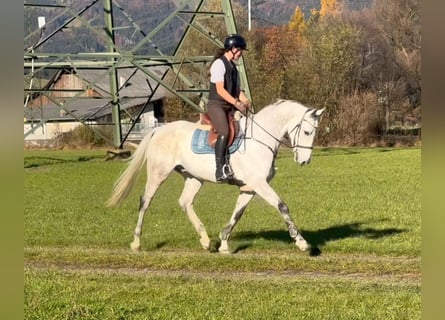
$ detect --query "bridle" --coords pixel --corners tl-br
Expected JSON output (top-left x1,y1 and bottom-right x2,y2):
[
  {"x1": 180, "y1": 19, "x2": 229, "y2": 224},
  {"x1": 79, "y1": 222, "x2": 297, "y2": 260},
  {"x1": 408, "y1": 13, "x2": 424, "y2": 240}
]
[
  {"x1": 242, "y1": 108, "x2": 317, "y2": 156},
  {"x1": 288, "y1": 112, "x2": 319, "y2": 151}
]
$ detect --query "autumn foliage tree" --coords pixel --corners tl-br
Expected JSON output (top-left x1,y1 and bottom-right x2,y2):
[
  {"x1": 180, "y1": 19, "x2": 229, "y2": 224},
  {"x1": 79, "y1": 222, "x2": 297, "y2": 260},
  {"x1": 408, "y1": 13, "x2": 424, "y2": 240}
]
[
  {"x1": 245, "y1": 5, "x2": 308, "y2": 108},
  {"x1": 288, "y1": 6, "x2": 306, "y2": 35},
  {"x1": 319, "y1": 0, "x2": 344, "y2": 18},
  {"x1": 244, "y1": 0, "x2": 420, "y2": 146}
]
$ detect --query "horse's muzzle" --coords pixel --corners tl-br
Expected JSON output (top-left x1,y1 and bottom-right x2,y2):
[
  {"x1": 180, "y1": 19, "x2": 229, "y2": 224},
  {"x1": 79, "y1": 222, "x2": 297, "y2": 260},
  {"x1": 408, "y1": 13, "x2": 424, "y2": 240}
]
[{"x1": 298, "y1": 158, "x2": 311, "y2": 166}]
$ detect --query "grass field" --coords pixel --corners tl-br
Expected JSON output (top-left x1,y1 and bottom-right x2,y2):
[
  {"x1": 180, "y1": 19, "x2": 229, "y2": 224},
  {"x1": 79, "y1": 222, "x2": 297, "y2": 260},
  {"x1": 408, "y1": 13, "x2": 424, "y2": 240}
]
[{"x1": 24, "y1": 147, "x2": 421, "y2": 320}]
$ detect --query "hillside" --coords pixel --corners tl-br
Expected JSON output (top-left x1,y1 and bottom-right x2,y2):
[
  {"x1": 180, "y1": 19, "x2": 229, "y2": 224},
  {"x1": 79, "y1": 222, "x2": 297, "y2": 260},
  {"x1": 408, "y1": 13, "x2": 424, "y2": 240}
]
[
  {"x1": 24, "y1": 0, "x2": 373, "y2": 54},
  {"x1": 237, "y1": 0, "x2": 372, "y2": 26}
]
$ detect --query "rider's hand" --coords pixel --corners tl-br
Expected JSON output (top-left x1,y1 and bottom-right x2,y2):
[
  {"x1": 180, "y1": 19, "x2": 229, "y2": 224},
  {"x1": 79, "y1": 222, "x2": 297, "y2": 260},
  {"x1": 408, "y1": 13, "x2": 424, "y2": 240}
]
[
  {"x1": 241, "y1": 99, "x2": 251, "y2": 109},
  {"x1": 235, "y1": 99, "x2": 249, "y2": 115}
]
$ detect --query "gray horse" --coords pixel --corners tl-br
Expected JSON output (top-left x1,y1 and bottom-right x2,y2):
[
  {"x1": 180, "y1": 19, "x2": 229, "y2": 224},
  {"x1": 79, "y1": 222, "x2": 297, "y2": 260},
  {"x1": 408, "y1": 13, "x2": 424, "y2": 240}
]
[{"x1": 107, "y1": 99, "x2": 325, "y2": 254}]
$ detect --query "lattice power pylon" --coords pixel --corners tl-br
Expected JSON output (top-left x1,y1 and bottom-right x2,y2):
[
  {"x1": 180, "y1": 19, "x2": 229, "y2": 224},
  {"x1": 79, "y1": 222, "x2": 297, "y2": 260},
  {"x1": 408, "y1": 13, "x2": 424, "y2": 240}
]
[{"x1": 24, "y1": 0, "x2": 251, "y2": 148}]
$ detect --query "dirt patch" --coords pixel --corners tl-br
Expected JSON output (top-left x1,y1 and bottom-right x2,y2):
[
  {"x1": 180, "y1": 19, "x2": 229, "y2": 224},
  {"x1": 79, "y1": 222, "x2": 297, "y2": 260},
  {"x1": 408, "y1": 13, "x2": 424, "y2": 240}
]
[{"x1": 25, "y1": 246, "x2": 420, "y2": 286}]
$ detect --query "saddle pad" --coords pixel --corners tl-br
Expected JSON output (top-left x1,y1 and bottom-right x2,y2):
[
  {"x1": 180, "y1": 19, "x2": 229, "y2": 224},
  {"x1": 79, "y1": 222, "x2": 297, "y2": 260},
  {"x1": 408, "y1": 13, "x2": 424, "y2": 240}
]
[{"x1": 191, "y1": 129, "x2": 243, "y2": 154}]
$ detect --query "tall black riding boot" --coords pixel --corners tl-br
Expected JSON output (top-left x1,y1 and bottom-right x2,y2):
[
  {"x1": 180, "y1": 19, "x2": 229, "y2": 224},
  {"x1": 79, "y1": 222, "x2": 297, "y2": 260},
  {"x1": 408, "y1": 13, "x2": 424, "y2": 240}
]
[
  {"x1": 215, "y1": 134, "x2": 233, "y2": 182},
  {"x1": 224, "y1": 152, "x2": 234, "y2": 177}
]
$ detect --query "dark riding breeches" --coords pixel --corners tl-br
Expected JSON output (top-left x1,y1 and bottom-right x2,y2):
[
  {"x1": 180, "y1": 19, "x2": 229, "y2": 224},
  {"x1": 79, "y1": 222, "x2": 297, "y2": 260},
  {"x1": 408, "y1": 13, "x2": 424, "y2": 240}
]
[{"x1": 207, "y1": 100, "x2": 232, "y2": 136}]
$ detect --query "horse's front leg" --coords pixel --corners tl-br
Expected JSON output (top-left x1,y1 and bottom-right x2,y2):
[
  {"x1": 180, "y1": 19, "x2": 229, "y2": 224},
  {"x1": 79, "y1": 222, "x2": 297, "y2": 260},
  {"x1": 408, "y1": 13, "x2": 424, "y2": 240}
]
[
  {"x1": 219, "y1": 190, "x2": 255, "y2": 254},
  {"x1": 278, "y1": 202, "x2": 310, "y2": 251},
  {"x1": 253, "y1": 182, "x2": 310, "y2": 251}
]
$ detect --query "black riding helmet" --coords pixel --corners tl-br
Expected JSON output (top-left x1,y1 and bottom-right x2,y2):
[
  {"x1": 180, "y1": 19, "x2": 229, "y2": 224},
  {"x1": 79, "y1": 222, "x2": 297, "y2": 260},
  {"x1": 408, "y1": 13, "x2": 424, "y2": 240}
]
[{"x1": 224, "y1": 34, "x2": 248, "y2": 51}]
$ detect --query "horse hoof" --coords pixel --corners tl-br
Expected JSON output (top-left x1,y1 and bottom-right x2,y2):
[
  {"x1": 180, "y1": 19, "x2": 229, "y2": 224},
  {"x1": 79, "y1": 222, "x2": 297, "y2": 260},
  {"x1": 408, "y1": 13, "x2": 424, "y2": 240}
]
[
  {"x1": 200, "y1": 238, "x2": 211, "y2": 250},
  {"x1": 218, "y1": 248, "x2": 232, "y2": 254},
  {"x1": 295, "y1": 240, "x2": 310, "y2": 251},
  {"x1": 218, "y1": 241, "x2": 232, "y2": 254},
  {"x1": 130, "y1": 242, "x2": 141, "y2": 252}
]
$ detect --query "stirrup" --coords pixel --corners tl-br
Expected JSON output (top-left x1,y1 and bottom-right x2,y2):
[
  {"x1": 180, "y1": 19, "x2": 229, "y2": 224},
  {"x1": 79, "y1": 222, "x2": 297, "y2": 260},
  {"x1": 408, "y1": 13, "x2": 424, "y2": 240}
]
[
  {"x1": 215, "y1": 171, "x2": 228, "y2": 182},
  {"x1": 222, "y1": 163, "x2": 234, "y2": 177},
  {"x1": 215, "y1": 164, "x2": 233, "y2": 182}
]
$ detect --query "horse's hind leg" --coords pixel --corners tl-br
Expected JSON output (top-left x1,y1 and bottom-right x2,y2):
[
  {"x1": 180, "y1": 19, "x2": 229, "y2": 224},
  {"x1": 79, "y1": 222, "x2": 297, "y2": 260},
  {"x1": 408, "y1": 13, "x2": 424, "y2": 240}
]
[
  {"x1": 131, "y1": 170, "x2": 169, "y2": 252},
  {"x1": 219, "y1": 190, "x2": 255, "y2": 254},
  {"x1": 178, "y1": 177, "x2": 210, "y2": 250}
]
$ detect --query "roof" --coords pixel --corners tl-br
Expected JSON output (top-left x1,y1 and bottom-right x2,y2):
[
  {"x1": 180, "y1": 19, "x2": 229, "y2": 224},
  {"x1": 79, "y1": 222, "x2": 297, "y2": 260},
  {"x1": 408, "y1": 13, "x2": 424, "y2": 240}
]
[
  {"x1": 24, "y1": 65, "x2": 171, "y2": 122},
  {"x1": 78, "y1": 66, "x2": 170, "y2": 99},
  {"x1": 24, "y1": 97, "x2": 153, "y2": 122}
]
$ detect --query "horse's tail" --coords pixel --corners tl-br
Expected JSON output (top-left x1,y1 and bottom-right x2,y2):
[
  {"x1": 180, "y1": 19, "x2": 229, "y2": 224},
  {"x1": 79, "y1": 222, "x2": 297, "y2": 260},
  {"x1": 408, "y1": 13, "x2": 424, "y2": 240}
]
[{"x1": 106, "y1": 129, "x2": 156, "y2": 208}]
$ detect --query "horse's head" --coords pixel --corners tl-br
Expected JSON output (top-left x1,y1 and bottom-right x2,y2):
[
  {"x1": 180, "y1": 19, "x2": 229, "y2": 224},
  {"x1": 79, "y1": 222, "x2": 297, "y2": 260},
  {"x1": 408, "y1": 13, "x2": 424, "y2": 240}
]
[{"x1": 288, "y1": 108, "x2": 325, "y2": 165}]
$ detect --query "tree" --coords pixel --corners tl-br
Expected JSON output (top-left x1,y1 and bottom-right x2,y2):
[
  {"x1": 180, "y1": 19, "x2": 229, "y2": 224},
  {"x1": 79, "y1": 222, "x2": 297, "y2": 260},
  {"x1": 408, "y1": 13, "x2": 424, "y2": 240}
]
[
  {"x1": 288, "y1": 6, "x2": 306, "y2": 34},
  {"x1": 373, "y1": 0, "x2": 421, "y2": 108},
  {"x1": 245, "y1": 27, "x2": 287, "y2": 107},
  {"x1": 319, "y1": 0, "x2": 345, "y2": 19},
  {"x1": 300, "y1": 16, "x2": 362, "y2": 106}
]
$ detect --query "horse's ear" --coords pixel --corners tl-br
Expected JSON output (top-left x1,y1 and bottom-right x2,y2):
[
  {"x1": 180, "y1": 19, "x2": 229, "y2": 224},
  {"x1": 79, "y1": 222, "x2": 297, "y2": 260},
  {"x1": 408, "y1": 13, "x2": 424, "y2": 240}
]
[{"x1": 314, "y1": 108, "x2": 325, "y2": 117}]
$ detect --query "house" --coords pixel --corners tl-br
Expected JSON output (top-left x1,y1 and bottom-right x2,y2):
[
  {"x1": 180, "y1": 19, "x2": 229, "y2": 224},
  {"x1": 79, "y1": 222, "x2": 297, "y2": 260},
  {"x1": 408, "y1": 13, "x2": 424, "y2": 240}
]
[{"x1": 24, "y1": 66, "x2": 171, "y2": 145}]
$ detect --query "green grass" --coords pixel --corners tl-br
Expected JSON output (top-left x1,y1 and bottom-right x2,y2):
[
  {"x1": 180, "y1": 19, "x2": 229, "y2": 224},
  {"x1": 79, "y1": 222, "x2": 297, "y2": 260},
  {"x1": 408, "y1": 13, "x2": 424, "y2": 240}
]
[
  {"x1": 25, "y1": 267, "x2": 419, "y2": 320},
  {"x1": 24, "y1": 147, "x2": 421, "y2": 319}
]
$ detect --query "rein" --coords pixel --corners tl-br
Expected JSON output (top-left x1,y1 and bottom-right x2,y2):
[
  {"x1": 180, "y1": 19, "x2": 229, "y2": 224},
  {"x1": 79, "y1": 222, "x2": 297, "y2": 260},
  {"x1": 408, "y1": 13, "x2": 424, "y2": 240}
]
[{"x1": 241, "y1": 108, "x2": 316, "y2": 155}]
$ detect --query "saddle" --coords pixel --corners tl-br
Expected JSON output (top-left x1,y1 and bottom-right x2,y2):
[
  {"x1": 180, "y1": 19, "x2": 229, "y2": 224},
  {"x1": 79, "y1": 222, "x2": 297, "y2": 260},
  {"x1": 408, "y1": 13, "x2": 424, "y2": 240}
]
[{"x1": 200, "y1": 112, "x2": 238, "y2": 148}]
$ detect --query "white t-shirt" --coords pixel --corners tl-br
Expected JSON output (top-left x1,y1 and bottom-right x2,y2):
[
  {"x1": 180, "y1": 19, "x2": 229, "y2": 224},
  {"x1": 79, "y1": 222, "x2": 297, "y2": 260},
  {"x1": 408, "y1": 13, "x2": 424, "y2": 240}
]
[
  {"x1": 210, "y1": 59, "x2": 226, "y2": 84},
  {"x1": 210, "y1": 58, "x2": 241, "y2": 88}
]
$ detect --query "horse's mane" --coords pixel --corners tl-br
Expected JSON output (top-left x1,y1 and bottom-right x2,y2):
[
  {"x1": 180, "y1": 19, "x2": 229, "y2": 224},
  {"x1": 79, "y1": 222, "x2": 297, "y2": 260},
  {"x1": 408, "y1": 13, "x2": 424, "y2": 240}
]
[
  {"x1": 254, "y1": 99, "x2": 307, "y2": 118},
  {"x1": 259, "y1": 99, "x2": 306, "y2": 111}
]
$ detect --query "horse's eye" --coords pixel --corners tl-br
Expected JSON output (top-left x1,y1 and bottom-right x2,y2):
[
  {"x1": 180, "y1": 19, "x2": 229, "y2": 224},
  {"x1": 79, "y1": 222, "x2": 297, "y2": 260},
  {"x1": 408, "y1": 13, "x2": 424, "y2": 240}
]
[{"x1": 304, "y1": 131, "x2": 311, "y2": 136}]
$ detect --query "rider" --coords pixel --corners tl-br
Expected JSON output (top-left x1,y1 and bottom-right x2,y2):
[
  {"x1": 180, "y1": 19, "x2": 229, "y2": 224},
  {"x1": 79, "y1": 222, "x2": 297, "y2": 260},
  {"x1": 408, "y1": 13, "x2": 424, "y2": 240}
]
[{"x1": 207, "y1": 34, "x2": 251, "y2": 182}]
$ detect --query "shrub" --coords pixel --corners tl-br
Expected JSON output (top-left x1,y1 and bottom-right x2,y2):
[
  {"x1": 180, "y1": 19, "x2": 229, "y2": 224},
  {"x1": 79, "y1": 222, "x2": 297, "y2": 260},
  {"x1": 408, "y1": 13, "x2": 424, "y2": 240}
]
[
  {"x1": 327, "y1": 92, "x2": 383, "y2": 146},
  {"x1": 55, "y1": 124, "x2": 113, "y2": 148}
]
